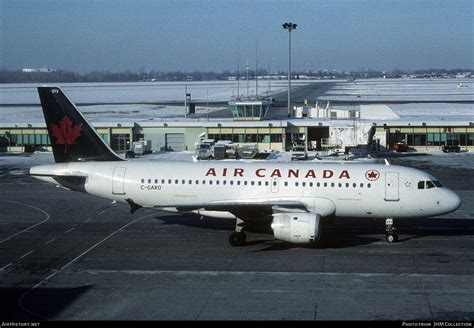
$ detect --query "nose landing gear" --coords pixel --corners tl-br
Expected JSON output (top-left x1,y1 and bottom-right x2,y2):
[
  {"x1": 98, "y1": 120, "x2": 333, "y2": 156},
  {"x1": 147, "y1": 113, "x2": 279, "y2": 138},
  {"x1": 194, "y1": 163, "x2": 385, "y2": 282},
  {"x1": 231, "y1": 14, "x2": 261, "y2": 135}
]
[{"x1": 385, "y1": 218, "x2": 398, "y2": 243}]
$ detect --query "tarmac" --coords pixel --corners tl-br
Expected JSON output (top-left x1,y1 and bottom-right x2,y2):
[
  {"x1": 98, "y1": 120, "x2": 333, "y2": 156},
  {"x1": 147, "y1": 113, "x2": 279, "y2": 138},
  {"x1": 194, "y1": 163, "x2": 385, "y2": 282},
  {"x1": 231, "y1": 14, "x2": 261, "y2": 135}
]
[{"x1": 0, "y1": 153, "x2": 473, "y2": 321}]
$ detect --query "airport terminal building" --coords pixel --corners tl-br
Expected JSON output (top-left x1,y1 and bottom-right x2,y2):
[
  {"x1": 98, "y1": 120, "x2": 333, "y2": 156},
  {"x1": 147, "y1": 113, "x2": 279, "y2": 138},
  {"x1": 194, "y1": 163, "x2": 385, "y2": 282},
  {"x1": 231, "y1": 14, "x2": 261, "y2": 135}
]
[{"x1": 1, "y1": 103, "x2": 473, "y2": 154}]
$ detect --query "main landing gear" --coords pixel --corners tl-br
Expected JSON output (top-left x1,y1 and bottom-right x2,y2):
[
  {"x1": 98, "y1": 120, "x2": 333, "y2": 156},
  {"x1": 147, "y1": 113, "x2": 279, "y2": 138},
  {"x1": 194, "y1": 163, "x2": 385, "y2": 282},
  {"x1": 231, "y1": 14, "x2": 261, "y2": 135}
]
[
  {"x1": 385, "y1": 218, "x2": 398, "y2": 243},
  {"x1": 229, "y1": 218, "x2": 247, "y2": 247},
  {"x1": 229, "y1": 231, "x2": 246, "y2": 247}
]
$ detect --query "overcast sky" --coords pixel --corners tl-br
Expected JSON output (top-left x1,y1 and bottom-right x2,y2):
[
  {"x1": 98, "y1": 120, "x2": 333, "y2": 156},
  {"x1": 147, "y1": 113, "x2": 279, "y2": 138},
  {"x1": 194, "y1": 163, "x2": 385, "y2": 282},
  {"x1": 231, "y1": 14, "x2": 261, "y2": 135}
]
[{"x1": 1, "y1": 0, "x2": 473, "y2": 73}]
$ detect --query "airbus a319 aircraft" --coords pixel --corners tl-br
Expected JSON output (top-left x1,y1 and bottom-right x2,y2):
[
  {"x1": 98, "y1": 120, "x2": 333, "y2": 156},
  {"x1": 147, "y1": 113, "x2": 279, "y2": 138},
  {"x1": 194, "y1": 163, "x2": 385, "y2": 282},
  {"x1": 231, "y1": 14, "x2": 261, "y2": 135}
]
[{"x1": 30, "y1": 87, "x2": 462, "y2": 246}]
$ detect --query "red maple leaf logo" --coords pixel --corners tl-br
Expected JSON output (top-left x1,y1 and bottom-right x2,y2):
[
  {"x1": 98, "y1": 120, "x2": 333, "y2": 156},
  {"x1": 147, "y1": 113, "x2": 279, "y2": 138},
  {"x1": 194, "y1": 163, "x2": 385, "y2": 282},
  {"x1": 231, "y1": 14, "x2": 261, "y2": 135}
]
[
  {"x1": 365, "y1": 170, "x2": 380, "y2": 181},
  {"x1": 51, "y1": 116, "x2": 82, "y2": 154}
]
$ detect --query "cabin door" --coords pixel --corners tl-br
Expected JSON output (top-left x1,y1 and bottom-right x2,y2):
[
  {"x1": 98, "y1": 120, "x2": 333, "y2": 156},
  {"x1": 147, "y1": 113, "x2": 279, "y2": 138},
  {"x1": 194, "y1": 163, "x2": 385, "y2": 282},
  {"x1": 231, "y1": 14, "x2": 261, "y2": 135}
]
[
  {"x1": 112, "y1": 167, "x2": 126, "y2": 195},
  {"x1": 385, "y1": 172, "x2": 399, "y2": 201},
  {"x1": 271, "y1": 178, "x2": 279, "y2": 193}
]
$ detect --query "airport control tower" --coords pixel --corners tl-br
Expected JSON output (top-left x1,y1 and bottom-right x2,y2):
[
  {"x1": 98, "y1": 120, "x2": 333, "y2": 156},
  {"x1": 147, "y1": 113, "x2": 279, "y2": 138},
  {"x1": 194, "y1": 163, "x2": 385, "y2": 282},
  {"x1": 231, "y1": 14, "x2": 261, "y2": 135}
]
[{"x1": 228, "y1": 98, "x2": 272, "y2": 121}]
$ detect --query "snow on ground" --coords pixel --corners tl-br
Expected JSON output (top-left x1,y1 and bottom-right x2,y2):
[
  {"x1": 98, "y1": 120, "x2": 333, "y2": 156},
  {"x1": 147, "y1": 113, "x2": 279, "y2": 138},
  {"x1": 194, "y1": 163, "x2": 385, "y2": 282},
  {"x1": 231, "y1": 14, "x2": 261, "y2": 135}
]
[
  {"x1": 81, "y1": 104, "x2": 226, "y2": 123},
  {"x1": 1, "y1": 79, "x2": 473, "y2": 123},
  {"x1": 319, "y1": 79, "x2": 474, "y2": 102},
  {"x1": 0, "y1": 80, "x2": 317, "y2": 124},
  {"x1": 360, "y1": 104, "x2": 400, "y2": 120},
  {"x1": 389, "y1": 103, "x2": 474, "y2": 122},
  {"x1": 0, "y1": 80, "x2": 322, "y2": 104},
  {"x1": 394, "y1": 151, "x2": 474, "y2": 170},
  {"x1": 2, "y1": 82, "x2": 250, "y2": 103},
  {"x1": 0, "y1": 103, "x2": 229, "y2": 124},
  {"x1": 326, "y1": 79, "x2": 473, "y2": 96}
]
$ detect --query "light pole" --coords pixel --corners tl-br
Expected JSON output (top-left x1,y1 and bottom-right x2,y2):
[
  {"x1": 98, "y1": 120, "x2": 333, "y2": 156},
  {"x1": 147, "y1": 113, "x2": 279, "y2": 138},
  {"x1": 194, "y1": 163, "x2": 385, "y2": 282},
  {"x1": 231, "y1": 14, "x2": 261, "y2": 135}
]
[
  {"x1": 282, "y1": 22, "x2": 297, "y2": 118},
  {"x1": 246, "y1": 62, "x2": 249, "y2": 98}
]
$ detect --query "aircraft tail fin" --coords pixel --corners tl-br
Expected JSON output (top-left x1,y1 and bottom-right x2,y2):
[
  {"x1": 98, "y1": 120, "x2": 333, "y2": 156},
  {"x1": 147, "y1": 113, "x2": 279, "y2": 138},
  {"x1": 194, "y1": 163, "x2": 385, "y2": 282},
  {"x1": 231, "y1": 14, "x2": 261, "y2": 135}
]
[{"x1": 37, "y1": 86, "x2": 125, "y2": 163}]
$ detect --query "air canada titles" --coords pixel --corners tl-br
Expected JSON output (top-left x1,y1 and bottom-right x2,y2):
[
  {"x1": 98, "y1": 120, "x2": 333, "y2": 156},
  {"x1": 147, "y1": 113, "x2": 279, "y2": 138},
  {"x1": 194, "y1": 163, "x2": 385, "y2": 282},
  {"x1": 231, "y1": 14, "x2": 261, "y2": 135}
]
[{"x1": 205, "y1": 167, "x2": 352, "y2": 179}]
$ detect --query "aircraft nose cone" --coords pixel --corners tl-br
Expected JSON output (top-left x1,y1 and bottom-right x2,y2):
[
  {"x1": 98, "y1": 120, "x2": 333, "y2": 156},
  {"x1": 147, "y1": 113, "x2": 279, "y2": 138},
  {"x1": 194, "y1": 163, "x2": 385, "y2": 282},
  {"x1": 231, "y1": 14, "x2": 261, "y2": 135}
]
[{"x1": 447, "y1": 191, "x2": 462, "y2": 213}]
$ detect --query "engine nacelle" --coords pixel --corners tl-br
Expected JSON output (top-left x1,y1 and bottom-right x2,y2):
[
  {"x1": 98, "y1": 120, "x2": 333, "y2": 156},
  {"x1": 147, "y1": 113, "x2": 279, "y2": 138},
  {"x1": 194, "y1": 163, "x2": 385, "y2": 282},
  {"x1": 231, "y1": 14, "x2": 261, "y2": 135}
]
[{"x1": 271, "y1": 212, "x2": 321, "y2": 244}]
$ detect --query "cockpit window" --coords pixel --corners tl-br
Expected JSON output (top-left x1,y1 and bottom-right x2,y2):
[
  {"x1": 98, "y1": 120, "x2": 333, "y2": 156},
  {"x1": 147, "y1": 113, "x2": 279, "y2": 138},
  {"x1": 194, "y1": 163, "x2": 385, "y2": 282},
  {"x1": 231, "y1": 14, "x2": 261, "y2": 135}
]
[
  {"x1": 426, "y1": 181, "x2": 435, "y2": 189},
  {"x1": 418, "y1": 180, "x2": 443, "y2": 189}
]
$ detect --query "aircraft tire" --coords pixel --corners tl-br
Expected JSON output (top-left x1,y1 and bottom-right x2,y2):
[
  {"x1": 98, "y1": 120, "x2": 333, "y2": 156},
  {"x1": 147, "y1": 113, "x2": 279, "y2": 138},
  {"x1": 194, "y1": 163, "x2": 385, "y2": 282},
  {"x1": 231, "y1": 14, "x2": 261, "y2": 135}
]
[
  {"x1": 386, "y1": 233, "x2": 398, "y2": 243},
  {"x1": 229, "y1": 231, "x2": 246, "y2": 247}
]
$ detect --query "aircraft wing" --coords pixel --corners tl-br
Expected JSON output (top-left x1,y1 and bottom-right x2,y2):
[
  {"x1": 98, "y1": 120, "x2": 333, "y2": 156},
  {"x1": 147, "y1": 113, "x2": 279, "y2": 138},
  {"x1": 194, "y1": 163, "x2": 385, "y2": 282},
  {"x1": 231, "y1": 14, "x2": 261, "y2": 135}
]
[
  {"x1": 174, "y1": 200, "x2": 307, "y2": 211},
  {"x1": 166, "y1": 200, "x2": 309, "y2": 224}
]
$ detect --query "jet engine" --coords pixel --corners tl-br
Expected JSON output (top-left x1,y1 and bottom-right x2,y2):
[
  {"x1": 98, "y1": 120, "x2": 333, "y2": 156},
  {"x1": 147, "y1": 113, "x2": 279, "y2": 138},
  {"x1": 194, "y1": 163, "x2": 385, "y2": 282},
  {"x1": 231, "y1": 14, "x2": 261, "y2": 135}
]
[{"x1": 271, "y1": 212, "x2": 321, "y2": 244}]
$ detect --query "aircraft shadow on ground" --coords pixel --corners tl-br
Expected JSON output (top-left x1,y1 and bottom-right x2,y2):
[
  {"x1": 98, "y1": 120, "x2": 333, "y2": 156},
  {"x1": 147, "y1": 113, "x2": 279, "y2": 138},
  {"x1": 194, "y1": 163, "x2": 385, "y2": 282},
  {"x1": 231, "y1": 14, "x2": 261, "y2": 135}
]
[
  {"x1": 0, "y1": 285, "x2": 91, "y2": 320},
  {"x1": 155, "y1": 213, "x2": 235, "y2": 231},
  {"x1": 155, "y1": 214, "x2": 474, "y2": 250}
]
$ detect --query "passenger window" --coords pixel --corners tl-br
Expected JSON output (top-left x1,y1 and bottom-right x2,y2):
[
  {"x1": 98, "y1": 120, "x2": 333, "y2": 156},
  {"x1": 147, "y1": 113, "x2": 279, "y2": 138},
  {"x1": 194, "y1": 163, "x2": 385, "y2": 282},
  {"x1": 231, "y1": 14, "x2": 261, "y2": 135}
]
[
  {"x1": 317, "y1": 182, "x2": 320, "y2": 187},
  {"x1": 161, "y1": 179, "x2": 165, "y2": 184},
  {"x1": 295, "y1": 182, "x2": 299, "y2": 187},
  {"x1": 175, "y1": 180, "x2": 178, "y2": 184},
  {"x1": 141, "y1": 179, "x2": 145, "y2": 184},
  {"x1": 302, "y1": 182, "x2": 306, "y2": 187},
  {"x1": 202, "y1": 180, "x2": 206, "y2": 185},
  {"x1": 368, "y1": 183, "x2": 371, "y2": 188},
  {"x1": 148, "y1": 179, "x2": 152, "y2": 184},
  {"x1": 360, "y1": 183, "x2": 364, "y2": 188},
  {"x1": 258, "y1": 181, "x2": 261, "y2": 186},
  {"x1": 331, "y1": 183, "x2": 335, "y2": 187},
  {"x1": 309, "y1": 182, "x2": 313, "y2": 187},
  {"x1": 216, "y1": 180, "x2": 220, "y2": 185},
  {"x1": 209, "y1": 180, "x2": 213, "y2": 185},
  {"x1": 353, "y1": 183, "x2": 356, "y2": 188},
  {"x1": 324, "y1": 183, "x2": 327, "y2": 187},
  {"x1": 426, "y1": 181, "x2": 435, "y2": 189},
  {"x1": 230, "y1": 181, "x2": 234, "y2": 185},
  {"x1": 237, "y1": 181, "x2": 241, "y2": 186},
  {"x1": 418, "y1": 181, "x2": 425, "y2": 189},
  {"x1": 338, "y1": 183, "x2": 342, "y2": 187},
  {"x1": 168, "y1": 179, "x2": 172, "y2": 184},
  {"x1": 155, "y1": 179, "x2": 158, "y2": 184},
  {"x1": 195, "y1": 180, "x2": 199, "y2": 185},
  {"x1": 284, "y1": 182, "x2": 288, "y2": 186},
  {"x1": 223, "y1": 181, "x2": 227, "y2": 185},
  {"x1": 346, "y1": 183, "x2": 350, "y2": 188}
]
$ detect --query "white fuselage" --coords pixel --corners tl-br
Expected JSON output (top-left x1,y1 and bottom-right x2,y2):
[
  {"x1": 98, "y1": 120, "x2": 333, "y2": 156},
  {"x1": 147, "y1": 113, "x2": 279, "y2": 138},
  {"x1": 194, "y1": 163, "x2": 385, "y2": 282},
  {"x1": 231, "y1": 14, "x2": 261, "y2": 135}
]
[{"x1": 30, "y1": 160, "x2": 461, "y2": 219}]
